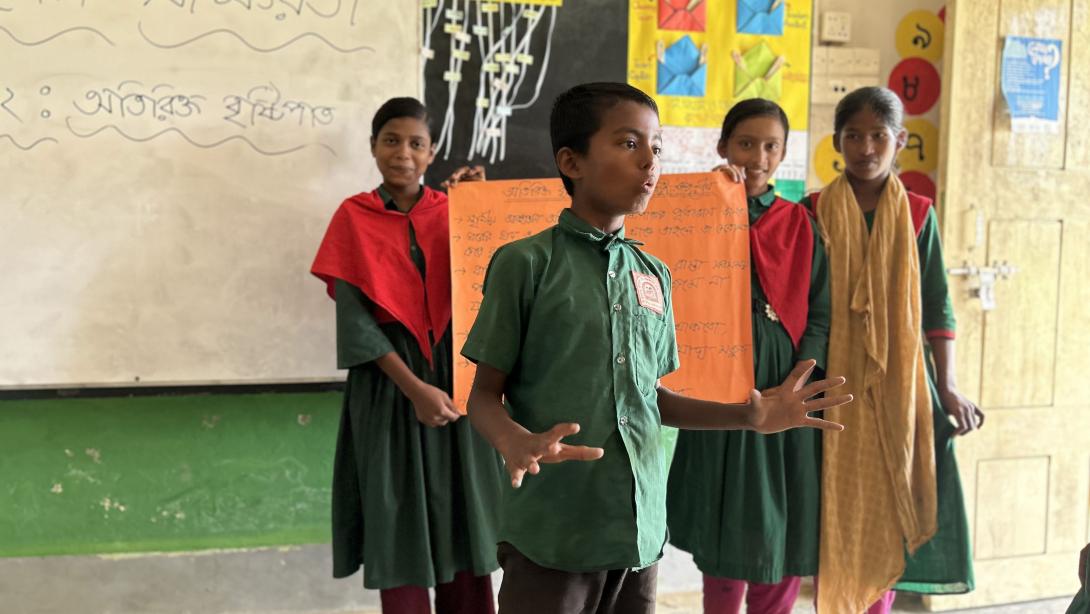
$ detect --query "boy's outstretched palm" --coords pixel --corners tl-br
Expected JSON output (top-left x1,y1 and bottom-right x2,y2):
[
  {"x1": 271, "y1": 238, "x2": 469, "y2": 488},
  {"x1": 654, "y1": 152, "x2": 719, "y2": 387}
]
[
  {"x1": 499, "y1": 423, "x2": 604, "y2": 489},
  {"x1": 748, "y1": 359, "x2": 853, "y2": 434}
]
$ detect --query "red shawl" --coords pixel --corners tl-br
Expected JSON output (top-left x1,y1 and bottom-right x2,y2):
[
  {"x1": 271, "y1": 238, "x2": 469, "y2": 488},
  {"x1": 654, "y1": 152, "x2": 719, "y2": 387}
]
[
  {"x1": 311, "y1": 187, "x2": 451, "y2": 367},
  {"x1": 750, "y1": 197, "x2": 816, "y2": 349}
]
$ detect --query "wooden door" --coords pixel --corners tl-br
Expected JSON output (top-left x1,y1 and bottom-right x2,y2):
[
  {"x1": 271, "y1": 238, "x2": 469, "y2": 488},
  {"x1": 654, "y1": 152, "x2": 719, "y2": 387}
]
[{"x1": 928, "y1": 0, "x2": 1090, "y2": 609}]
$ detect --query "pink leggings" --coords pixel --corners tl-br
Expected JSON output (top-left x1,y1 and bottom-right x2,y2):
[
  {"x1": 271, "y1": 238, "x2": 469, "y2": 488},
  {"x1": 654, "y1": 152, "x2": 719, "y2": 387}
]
[{"x1": 704, "y1": 574, "x2": 897, "y2": 613}]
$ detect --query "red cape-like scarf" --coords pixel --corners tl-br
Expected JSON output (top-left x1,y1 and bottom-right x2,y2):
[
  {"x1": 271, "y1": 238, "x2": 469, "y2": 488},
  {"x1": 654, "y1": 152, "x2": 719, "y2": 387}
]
[
  {"x1": 750, "y1": 197, "x2": 816, "y2": 349},
  {"x1": 311, "y1": 187, "x2": 451, "y2": 367}
]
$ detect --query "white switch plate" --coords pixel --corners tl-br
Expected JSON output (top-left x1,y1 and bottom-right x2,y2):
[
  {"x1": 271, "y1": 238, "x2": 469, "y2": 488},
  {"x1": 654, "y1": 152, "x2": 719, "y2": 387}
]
[
  {"x1": 820, "y1": 11, "x2": 852, "y2": 43},
  {"x1": 812, "y1": 76, "x2": 852, "y2": 105}
]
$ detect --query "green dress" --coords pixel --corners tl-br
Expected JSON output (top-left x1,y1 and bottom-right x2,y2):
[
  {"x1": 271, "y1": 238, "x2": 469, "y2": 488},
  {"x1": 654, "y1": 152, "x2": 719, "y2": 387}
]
[
  {"x1": 330, "y1": 195, "x2": 505, "y2": 590},
  {"x1": 666, "y1": 189, "x2": 831, "y2": 583},
  {"x1": 1066, "y1": 554, "x2": 1089, "y2": 614},
  {"x1": 869, "y1": 205, "x2": 975, "y2": 595}
]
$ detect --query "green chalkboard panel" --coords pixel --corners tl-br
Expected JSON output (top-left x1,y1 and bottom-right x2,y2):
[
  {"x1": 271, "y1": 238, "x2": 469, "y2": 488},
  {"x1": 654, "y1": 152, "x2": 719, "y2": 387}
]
[{"x1": 0, "y1": 392, "x2": 340, "y2": 557}]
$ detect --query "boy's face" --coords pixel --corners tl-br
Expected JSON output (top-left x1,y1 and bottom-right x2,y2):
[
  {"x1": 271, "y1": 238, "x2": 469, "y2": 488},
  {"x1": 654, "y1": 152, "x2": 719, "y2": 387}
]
[
  {"x1": 370, "y1": 117, "x2": 436, "y2": 192},
  {"x1": 563, "y1": 101, "x2": 662, "y2": 217}
]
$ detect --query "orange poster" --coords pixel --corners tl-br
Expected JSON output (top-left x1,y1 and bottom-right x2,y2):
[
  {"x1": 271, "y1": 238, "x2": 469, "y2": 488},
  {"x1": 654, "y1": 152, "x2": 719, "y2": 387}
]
[{"x1": 448, "y1": 173, "x2": 753, "y2": 412}]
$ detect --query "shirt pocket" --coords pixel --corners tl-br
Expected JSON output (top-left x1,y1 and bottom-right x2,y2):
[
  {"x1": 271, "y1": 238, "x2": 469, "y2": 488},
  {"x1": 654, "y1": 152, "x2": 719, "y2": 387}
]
[{"x1": 631, "y1": 310, "x2": 669, "y2": 396}]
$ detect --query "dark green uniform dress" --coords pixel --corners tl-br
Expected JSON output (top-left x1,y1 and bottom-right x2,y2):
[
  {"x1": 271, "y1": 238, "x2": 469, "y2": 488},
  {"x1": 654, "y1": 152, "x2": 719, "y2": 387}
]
[
  {"x1": 872, "y1": 205, "x2": 975, "y2": 595},
  {"x1": 330, "y1": 189, "x2": 505, "y2": 590},
  {"x1": 666, "y1": 188, "x2": 831, "y2": 583},
  {"x1": 793, "y1": 192, "x2": 974, "y2": 595}
]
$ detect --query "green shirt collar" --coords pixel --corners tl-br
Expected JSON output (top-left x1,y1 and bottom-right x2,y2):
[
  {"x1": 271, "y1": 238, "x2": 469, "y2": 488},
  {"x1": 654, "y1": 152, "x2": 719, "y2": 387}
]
[
  {"x1": 377, "y1": 184, "x2": 425, "y2": 212},
  {"x1": 557, "y1": 208, "x2": 644, "y2": 251},
  {"x1": 748, "y1": 186, "x2": 777, "y2": 208}
]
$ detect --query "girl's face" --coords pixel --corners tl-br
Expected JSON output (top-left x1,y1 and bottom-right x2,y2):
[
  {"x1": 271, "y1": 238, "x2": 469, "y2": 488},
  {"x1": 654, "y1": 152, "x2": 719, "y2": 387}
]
[
  {"x1": 370, "y1": 117, "x2": 435, "y2": 191},
  {"x1": 834, "y1": 107, "x2": 907, "y2": 183},
  {"x1": 717, "y1": 115, "x2": 786, "y2": 197}
]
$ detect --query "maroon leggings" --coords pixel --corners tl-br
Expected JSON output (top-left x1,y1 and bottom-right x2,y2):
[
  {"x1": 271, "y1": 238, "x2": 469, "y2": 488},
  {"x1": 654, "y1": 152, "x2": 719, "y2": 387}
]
[{"x1": 379, "y1": 570, "x2": 495, "y2": 614}]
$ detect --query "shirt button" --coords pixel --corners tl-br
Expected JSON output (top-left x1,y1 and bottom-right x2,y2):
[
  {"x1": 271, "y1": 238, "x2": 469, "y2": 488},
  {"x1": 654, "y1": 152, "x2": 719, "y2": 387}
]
[
  {"x1": 608, "y1": 271, "x2": 617, "y2": 279},
  {"x1": 619, "y1": 416, "x2": 629, "y2": 427},
  {"x1": 616, "y1": 354, "x2": 626, "y2": 364},
  {"x1": 613, "y1": 303, "x2": 622, "y2": 312}
]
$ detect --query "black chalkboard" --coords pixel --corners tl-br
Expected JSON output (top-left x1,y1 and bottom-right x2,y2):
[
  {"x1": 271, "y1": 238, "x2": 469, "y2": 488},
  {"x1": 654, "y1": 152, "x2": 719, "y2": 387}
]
[{"x1": 423, "y1": 1, "x2": 628, "y2": 186}]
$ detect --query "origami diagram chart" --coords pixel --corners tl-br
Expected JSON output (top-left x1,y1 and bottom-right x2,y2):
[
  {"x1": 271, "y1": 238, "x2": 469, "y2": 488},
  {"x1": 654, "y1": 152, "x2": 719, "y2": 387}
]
[{"x1": 628, "y1": 0, "x2": 811, "y2": 197}]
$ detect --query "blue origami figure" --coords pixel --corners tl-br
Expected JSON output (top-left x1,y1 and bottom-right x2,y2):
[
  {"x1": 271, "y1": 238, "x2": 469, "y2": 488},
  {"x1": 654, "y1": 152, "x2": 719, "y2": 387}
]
[
  {"x1": 737, "y1": 0, "x2": 785, "y2": 36},
  {"x1": 656, "y1": 35, "x2": 708, "y2": 97}
]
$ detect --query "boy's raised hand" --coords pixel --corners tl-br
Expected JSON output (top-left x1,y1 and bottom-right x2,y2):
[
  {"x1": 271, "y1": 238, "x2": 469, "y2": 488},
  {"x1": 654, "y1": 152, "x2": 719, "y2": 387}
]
[
  {"x1": 747, "y1": 359, "x2": 853, "y2": 434},
  {"x1": 497, "y1": 423, "x2": 604, "y2": 488}
]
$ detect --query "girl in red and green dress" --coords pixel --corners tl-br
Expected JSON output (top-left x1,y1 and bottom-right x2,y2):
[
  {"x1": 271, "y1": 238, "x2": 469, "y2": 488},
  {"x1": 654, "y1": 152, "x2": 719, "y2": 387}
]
[
  {"x1": 311, "y1": 97, "x2": 505, "y2": 614},
  {"x1": 667, "y1": 98, "x2": 830, "y2": 614}
]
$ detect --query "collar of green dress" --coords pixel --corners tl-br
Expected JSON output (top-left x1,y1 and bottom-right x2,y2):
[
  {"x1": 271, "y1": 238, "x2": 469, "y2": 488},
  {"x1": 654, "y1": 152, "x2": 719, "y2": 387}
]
[
  {"x1": 557, "y1": 208, "x2": 645, "y2": 251},
  {"x1": 748, "y1": 185, "x2": 777, "y2": 208}
]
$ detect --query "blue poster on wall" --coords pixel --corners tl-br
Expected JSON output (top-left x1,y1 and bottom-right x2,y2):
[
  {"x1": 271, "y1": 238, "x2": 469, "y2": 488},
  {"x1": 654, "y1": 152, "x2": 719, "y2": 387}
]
[{"x1": 1000, "y1": 36, "x2": 1062, "y2": 133}]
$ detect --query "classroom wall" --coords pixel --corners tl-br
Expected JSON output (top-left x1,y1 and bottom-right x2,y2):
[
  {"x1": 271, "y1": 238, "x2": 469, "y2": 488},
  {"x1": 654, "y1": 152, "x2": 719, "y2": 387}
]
[{"x1": 808, "y1": 0, "x2": 947, "y2": 197}]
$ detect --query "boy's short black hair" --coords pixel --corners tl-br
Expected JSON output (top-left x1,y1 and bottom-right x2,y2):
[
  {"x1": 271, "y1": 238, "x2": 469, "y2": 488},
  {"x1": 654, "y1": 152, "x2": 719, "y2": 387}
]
[
  {"x1": 550, "y1": 82, "x2": 659, "y2": 196},
  {"x1": 371, "y1": 97, "x2": 434, "y2": 142},
  {"x1": 719, "y1": 98, "x2": 790, "y2": 146}
]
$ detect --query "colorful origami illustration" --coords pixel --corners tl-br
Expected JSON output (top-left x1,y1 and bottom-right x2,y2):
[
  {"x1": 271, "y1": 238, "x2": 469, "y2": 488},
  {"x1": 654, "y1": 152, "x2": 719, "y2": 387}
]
[
  {"x1": 658, "y1": 0, "x2": 706, "y2": 32},
  {"x1": 732, "y1": 41, "x2": 784, "y2": 101},
  {"x1": 737, "y1": 0, "x2": 785, "y2": 36},
  {"x1": 656, "y1": 35, "x2": 709, "y2": 97}
]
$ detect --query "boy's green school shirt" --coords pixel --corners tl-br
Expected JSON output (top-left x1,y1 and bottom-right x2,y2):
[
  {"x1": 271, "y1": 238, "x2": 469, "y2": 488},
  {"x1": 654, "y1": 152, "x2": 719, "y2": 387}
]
[{"x1": 461, "y1": 208, "x2": 681, "y2": 572}]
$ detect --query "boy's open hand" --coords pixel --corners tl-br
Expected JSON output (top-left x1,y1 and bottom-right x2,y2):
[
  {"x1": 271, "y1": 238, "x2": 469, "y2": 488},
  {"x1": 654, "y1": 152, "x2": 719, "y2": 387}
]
[
  {"x1": 747, "y1": 360, "x2": 853, "y2": 434},
  {"x1": 407, "y1": 382, "x2": 461, "y2": 428},
  {"x1": 498, "y1": 423, "x2": 604, "y2": 489}
]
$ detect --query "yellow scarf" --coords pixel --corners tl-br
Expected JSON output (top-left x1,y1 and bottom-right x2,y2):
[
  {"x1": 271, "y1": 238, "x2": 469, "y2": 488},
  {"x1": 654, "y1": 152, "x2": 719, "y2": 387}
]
[{"x1": 816, "y1": 174, "x2": 937, "y2": 613}]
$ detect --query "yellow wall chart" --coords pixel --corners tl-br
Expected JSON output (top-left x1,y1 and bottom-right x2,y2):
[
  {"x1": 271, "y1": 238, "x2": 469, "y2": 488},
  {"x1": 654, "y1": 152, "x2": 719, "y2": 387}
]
[
  {"x1": 628, "y1": 0, "x2": 812, "y2": 198},
  {"x1": 628, "y1": 1, "x2": 811, "y2": 129}
]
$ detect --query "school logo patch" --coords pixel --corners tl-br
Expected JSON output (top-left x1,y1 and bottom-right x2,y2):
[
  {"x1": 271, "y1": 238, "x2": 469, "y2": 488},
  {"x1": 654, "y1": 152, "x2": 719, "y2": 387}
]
[{"x1": 631, "y1": 271, "x2": 665, "y2": 315}]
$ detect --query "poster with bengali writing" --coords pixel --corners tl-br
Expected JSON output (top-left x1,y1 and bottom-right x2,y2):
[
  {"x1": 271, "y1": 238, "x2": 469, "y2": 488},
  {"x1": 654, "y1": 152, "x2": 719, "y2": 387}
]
[{"x1": 448, "y1": 173, "x2": 754, "y2": 412}]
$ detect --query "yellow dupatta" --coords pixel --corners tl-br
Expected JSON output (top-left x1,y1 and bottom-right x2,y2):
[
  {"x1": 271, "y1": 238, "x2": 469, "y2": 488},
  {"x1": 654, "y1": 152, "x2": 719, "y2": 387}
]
[{"x1": 816, "y1": 173, "x2": 937, "y2": 613}]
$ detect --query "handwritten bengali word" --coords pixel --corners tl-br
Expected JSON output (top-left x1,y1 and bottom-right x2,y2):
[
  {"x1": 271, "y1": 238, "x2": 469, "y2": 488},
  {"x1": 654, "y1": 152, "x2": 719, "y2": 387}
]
[
  {"x1": 501, "y1": 180, "x2": 566, "y2": 202},
  {"x1": 223, "y1": 84, "x2": 334, "y2": 128},
  {"x1": 653, "y1": 177, "x2": 716, "y2": 199},
  {"x1": 73, "y1": 83, "x2": 205, "y2": 121},
  {"x1": 677, "y1": 344, "x2": 750, "y2": 360}
]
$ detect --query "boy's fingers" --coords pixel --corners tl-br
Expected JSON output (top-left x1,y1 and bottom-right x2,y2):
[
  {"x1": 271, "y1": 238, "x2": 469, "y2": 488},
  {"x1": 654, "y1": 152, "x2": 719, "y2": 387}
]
[
  {"x1": 803, "y1": 416, "x2": 845, "y2": 431},
  {"x1": 799, "y1": 375, "x2": 846, "y2": 399},
  {"x1": 543, "y1": 445, "x2": 605, "y2": 463},
  {"x1": 545, "y1": 422, "x2": 581, "y2": 441},
  {"x1": 789, "y1": 359, "x2": 817, "y2": 391},
  {"x1": 803, "y1": 393, "x2": 853, "y2": 412},
  {"x1": 508, "y1": 466, "x2": 525, "y2": 488}
]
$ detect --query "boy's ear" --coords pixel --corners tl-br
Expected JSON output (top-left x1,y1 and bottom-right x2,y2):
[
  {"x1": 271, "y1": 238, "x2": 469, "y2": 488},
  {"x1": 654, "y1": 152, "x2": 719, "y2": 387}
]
[
  {"x1": 555, "y1": 147, "x2": 583, "y2": 184},
  {"x1": 369, "y1": 136, "x2": 377, "y2": 155},
  {"x1": 832, "y1": 133, "x2": 842, "y2": 154},
  {"x1": 426, "y1": 142, "x2": 437, "y2": 166}
]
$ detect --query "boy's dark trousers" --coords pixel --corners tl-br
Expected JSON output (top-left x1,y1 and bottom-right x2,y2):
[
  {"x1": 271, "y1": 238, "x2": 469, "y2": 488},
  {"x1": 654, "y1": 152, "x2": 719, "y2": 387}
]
[{"x1": 496, "y1": 542, "x2": 658, "y2": 614}]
